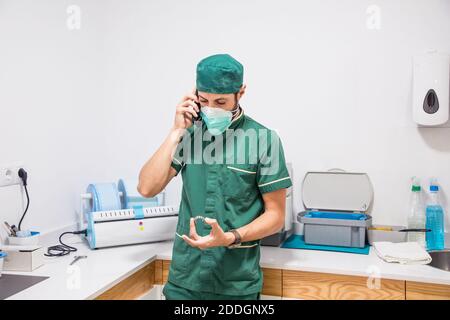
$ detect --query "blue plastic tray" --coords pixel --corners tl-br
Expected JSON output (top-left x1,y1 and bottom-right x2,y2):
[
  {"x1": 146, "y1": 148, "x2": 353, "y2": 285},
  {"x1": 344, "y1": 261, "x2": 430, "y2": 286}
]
[
  {"x1": 281, "y1": 234, "x2": 370, "y2": 255},
  {"x1": 304, "y1": 211, "x2": 367, "y2": 221}
]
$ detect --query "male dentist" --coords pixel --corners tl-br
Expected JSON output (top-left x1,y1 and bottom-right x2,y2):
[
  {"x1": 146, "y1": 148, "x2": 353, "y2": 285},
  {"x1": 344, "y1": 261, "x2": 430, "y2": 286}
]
[{"x1": 138, "y1": 54, "x2": 292, "y2": 300}]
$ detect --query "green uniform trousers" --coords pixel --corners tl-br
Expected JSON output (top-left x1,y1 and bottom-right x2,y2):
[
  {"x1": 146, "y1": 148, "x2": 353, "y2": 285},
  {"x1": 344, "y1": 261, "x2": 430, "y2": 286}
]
[{"x1": 163, "y1": 281, "x2": 260, "y2": 300}]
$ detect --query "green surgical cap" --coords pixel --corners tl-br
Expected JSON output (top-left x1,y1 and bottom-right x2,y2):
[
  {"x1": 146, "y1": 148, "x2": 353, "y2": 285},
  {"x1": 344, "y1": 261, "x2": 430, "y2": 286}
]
[{"x1": 196, "y1": 54, "x2": 243, "y2": 94}]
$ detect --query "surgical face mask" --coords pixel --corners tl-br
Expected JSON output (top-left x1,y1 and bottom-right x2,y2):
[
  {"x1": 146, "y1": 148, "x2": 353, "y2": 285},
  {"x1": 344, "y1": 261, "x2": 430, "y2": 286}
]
[{"x1": 200, "y1": 105, "x2": 240, "y2": 135}]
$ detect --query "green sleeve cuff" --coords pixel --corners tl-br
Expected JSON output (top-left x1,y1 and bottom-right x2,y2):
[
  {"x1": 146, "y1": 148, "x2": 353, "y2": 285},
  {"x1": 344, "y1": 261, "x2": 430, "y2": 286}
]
[
  {"x1": 258, "y1": 177, "x2": 292, "y2": 194},
  {"x1": 171, "y1": 157, "x2": 184, "y2": 175}
]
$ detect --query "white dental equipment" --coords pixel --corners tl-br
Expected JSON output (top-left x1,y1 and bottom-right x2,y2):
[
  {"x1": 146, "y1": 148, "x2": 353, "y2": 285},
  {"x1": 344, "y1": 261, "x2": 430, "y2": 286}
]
[{"x1": 79, "y1": 180, "x2": 178, "y2": 249}]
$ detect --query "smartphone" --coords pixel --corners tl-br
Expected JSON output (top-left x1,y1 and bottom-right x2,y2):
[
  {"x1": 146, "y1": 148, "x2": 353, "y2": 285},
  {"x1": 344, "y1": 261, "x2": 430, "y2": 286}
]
[{"x1": 193, "y1": 89, "x2": 202, "y2": 122}]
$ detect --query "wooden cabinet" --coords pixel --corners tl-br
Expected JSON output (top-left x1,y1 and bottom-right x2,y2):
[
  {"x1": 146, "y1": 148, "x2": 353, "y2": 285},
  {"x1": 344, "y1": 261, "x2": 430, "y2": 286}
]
[
  {"x1": 262, "y1": 268, "x2": 282, "y2": 297},
  {"x1": 283, "y1": 270, "x2": 405, "y2": 300},
  {"x1": 95, "y1": 261, "x2": 155, "y2": 300},
  {"x1": 93, "y1": 259, "x2": 450, "y2": 300},
  {"x1": 406, "y1": 281, "x2": 450, "y2": 300},
  {"x1": 154, "y1": 259, "x2": 170, "y2": 284}
]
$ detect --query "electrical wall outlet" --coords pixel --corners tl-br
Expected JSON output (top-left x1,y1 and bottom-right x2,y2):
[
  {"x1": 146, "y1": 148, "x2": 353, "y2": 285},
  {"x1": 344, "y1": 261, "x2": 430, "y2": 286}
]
[{"x1": 0, "y1": 163, "x2": 24, "y2": 187}]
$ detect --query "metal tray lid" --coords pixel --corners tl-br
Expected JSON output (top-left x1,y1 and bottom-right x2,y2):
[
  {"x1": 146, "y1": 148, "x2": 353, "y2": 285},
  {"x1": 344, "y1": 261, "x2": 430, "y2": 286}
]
[{"x1": 302, "y1": 169, "x2": 373, "y2": 213}]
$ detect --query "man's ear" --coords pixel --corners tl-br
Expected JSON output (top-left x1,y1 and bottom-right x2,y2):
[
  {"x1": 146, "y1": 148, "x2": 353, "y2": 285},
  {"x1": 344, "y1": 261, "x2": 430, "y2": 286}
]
[{"x1": 238, "y1": 84, "x2": 247, "y2": 100}]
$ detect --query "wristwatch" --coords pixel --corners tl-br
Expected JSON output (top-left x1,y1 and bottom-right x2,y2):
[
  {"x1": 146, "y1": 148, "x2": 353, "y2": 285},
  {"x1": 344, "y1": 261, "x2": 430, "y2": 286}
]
[{"x1": 228, "y1": 229, "x2": 242, "y2": 249}]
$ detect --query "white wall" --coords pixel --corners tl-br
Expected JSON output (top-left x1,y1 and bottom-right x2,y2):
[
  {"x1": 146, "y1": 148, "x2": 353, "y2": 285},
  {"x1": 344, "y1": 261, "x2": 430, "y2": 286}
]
[{"x1": 1, "y1": 0, "x2": 450, "y2": 240}]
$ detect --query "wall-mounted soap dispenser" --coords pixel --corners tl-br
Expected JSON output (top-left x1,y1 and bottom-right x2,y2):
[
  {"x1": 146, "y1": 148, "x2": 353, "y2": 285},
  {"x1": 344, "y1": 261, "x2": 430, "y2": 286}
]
[{"x1": 413, "y1": 51, "x2": 450, "y2": 126}]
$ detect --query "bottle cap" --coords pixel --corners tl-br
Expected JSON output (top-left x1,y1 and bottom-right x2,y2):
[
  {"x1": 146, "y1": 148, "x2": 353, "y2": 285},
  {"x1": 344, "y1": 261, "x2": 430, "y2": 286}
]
[
  {"x1": 411, "y1": 176, "x2": 421, "y2": 192},
  {"x1": 430, "y1": 185, "x2": 439, "y2": 192},
  {"x1": 429, "y1": 177, "x2": 439, "y2": 192}
]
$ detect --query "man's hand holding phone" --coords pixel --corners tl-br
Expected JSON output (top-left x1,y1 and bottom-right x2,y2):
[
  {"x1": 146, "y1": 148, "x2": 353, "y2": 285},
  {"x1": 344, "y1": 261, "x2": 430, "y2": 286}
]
[{"x1": 173, "y1": 89, "x2": 201, "y2": 131}]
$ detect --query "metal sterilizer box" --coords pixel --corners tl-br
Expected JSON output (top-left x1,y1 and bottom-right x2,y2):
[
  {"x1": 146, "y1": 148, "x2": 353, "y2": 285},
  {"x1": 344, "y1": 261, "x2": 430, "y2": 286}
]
[{"x1": 297, "y1": 170, "x2": 373, "y2": 248}]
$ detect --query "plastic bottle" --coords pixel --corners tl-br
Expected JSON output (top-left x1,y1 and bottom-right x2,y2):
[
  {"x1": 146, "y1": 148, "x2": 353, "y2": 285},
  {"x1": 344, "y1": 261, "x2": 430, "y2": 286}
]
[
  {"x1": 407, "y1": 177, "x2": 426, "y2": 248},
  {"x1": 425, "y1": 178, "x2": 445, "y2": 251}
]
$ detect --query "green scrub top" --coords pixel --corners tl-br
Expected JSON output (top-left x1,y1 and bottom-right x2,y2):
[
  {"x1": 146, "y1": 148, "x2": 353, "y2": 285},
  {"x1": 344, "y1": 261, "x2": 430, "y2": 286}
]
[{"x1": 169, "y1": 110, "x2": 292, "y2": 296}]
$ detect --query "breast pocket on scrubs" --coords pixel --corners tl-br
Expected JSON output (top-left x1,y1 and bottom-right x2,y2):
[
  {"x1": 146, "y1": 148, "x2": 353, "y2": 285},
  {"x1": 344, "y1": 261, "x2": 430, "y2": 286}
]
[{"x1": 222, "y1": 164, "x2": 258, "y2": 198}]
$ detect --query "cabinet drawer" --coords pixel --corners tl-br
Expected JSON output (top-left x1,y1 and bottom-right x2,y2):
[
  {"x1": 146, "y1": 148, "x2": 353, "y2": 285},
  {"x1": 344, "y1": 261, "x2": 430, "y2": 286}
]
[
  {"x1": 283, "y1": 270, "x2": 405, "y2": 300},
  {"x1": 406, "y1": 281, "x2": 450, "y2": 300}
]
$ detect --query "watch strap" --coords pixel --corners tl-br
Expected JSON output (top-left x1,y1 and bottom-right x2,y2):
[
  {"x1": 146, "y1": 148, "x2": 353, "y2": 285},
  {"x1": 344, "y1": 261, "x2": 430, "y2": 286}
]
[{"x1": 228, "y1": 229, "x2": 242, "y2": 248}]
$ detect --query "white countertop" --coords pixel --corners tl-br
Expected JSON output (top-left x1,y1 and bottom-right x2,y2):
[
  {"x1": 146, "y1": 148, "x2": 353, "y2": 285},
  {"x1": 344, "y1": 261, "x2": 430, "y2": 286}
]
[{"x1": 4, "y1": 236, "x2": 450, "y2": 300}]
